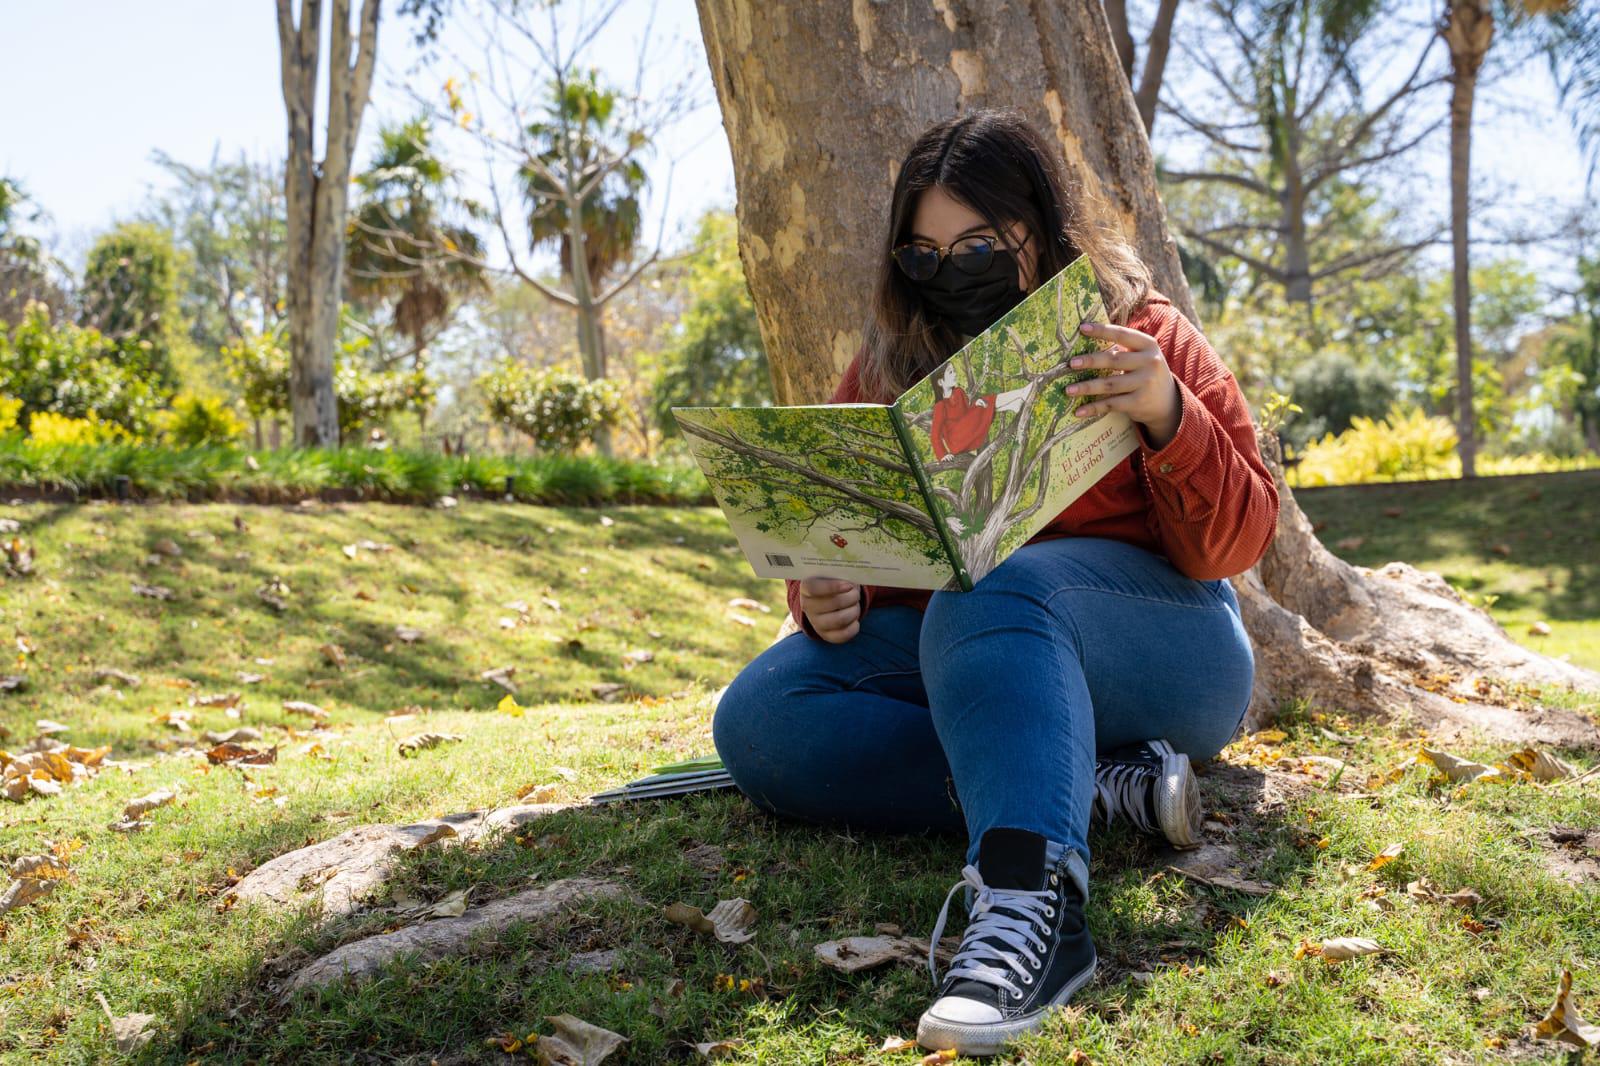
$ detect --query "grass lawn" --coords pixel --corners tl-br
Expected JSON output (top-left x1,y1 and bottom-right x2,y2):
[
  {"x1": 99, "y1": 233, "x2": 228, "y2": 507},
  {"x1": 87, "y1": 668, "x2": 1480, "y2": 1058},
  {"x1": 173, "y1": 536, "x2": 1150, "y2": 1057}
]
[{"x1": 1, "y1": 484, "x2": 1597, "y2": 1064}]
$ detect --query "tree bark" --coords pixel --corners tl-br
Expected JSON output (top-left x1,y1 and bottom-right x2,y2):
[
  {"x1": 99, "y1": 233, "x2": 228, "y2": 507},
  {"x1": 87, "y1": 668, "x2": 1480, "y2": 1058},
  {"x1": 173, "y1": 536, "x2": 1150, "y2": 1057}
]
[
  {"x1": 277, "y1": 0, "x2": 381, "y2": 447},
  {"x1": 694, "y1": 0, "x2": 1600, "y2": 746},
  {"x1": 1444, "y1": 0, "x2": 1493, "y2": 479}
]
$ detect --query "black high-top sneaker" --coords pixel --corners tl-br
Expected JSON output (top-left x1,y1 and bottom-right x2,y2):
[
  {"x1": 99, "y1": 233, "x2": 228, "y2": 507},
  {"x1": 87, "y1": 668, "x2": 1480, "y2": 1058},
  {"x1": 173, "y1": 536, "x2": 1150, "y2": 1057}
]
[
  {"x1": 916, "y1": 827, "x2": 1096, "y2": 1057},
  {"x1": 1091, "y1": 738, "x2": 1203, "y2": 849}
]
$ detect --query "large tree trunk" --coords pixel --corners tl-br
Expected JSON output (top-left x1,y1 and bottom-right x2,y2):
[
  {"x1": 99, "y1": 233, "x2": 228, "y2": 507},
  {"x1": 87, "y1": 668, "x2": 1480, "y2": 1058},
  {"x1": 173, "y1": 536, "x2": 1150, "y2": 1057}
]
[
  {"x1": 1444, "y1": 0, "x2": 1493, "y2": 479},
  {"x1": 277, "y1": 0, "x2": 381, "y2": 448},
  {"x1": 694, "y1": 0, "x2": 1600, "y2": 746}
]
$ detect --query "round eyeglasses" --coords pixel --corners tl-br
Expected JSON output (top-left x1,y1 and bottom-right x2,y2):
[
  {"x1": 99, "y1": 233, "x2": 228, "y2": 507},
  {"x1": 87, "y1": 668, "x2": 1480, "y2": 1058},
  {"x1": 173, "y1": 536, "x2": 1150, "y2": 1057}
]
[{"x1": 890, "y1": 233, "x2": 1024, "y2": 282}]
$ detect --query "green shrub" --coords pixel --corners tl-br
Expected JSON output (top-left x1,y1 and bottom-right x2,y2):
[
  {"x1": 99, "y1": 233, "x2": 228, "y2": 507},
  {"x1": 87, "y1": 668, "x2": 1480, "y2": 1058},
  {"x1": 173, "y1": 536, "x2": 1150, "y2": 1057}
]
[
  {"x1": 477, "y1": 362, "x2": 621, "y2": 452},
  {"x1": 158, "y1": 393, "x2": 245, "y2": 447},
  {"x1": 1294, "y1": 405, "x2": 1458, "y2": 486},
  {"x1": 0, "y1": 301, "x2": 167, "y2": 434}
]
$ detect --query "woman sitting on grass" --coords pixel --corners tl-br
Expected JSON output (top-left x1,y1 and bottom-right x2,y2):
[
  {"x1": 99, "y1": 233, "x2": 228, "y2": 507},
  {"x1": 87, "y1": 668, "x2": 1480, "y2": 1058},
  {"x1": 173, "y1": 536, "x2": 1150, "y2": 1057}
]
[{"x1": 711, "y1": 107, "x2": 1278, "y2": 1058}]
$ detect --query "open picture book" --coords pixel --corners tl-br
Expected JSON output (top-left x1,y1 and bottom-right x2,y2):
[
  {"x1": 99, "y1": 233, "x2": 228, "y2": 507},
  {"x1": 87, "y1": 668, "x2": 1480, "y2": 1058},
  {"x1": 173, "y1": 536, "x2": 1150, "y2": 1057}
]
[{"x1": 671, "y1": 253, "x2": 1140, "y2": 592}]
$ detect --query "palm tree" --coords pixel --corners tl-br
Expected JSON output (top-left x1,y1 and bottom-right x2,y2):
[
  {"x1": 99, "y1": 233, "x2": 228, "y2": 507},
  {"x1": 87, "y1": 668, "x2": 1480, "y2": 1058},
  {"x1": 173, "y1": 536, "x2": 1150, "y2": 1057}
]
[
  {"x1": 346, "y1": 116, "x2": 488, "y2": 428},
  {"x1": 1438, "y1": 0, "x2": 1600, "y2": 475},
  {"x1": 518, "y1": 70, "x2": 647, "y2": 382}
]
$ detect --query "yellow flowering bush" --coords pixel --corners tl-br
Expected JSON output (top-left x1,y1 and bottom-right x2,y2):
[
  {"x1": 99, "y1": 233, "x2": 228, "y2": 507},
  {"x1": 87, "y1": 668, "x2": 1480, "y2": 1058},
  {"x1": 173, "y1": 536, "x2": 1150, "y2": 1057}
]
[{"x1": 25, "y1": 411, "x2": 133, "y2": 446}]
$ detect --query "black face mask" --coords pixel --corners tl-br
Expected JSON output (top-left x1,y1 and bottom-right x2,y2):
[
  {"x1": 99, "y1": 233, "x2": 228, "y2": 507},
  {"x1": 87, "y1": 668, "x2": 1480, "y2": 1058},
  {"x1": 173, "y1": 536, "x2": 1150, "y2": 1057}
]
[{"x1": 914, "y1": 248, "x2": 1027, "y2": 337}]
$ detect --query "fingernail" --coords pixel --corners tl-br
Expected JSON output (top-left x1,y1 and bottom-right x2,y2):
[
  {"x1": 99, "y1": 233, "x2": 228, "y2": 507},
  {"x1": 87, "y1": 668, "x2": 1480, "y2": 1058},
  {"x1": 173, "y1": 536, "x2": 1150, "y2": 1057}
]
[
  {"x1": 1066, "y1": 384, "x2": 1079, "y2": 394},
  {"x1": 1079, "y1": 323, "x2": 1094, "y2": 333},
  {"x1": 1070, "y1": 357, "x2": 1084, "y2": 368}
]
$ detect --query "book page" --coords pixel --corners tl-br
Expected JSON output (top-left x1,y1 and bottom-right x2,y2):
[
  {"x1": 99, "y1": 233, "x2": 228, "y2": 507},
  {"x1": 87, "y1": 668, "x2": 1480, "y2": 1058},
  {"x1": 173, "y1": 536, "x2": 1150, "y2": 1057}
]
[
  {"x1": 892, "y1": 254, "x2": 1132, "y2": 586},
  {"x1": 673, "y1": 404, "x2": 959, "y2": 589}
]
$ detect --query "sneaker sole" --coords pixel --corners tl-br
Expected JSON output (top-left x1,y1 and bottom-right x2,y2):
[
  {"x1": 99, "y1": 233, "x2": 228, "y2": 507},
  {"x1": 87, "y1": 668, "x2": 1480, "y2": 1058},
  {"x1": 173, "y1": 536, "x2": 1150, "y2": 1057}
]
[
  {"x1": 915, "y1": 953, "x2": 1097, "y2": 1057},
  {"x1": 1156, "y1": 750, "x2": 1203, "y2": 850}
]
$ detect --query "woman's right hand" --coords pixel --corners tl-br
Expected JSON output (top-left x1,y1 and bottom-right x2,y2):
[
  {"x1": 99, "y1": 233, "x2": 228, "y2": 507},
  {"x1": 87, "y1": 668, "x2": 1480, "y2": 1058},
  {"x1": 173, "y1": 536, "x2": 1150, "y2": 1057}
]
[{"x1": 798, "y1": 577, "x2": 861, "y2": 643}]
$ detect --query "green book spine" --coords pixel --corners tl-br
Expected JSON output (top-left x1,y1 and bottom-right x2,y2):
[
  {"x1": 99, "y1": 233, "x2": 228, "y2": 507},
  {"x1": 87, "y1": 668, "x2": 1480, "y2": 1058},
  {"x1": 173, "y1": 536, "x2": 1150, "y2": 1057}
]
[{"x1": 889, "y1": 406, "x2": 972, "y2": 591}]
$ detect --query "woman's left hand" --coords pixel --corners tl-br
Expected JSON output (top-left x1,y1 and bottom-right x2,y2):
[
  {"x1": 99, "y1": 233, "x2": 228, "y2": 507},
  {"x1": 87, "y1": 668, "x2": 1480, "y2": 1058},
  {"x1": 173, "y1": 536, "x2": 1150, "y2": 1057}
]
[{"x1": 1066, "y1": 322, "x2": 1181, "y2": 449}]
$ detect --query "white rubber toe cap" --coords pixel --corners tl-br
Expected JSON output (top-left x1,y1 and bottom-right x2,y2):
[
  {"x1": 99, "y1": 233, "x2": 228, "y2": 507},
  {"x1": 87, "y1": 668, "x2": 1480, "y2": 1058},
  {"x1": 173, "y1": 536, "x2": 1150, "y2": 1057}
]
[{"x1": 923, "y1": 993, "x2": 1004, "y2": 1026}]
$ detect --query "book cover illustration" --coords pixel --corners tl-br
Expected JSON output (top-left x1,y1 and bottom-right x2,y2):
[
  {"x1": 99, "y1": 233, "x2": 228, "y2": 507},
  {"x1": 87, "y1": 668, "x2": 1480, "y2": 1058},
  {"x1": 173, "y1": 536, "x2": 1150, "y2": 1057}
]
[
  {"x1": 893, "y1": 254, "x2": 1140, "y2": 587},
  {"x1": 672, "y1": 253, "x2": 1136, "y2": 590},
  {"x1": 671, "y1": 402, "x2": 961, "y2": 587}
]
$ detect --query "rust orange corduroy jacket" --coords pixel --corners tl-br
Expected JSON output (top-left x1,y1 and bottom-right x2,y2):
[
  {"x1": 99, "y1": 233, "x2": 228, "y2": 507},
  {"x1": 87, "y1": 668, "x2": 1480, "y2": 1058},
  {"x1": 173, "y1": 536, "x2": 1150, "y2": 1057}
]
[{"x1": 785, "y1": 289, "x2": 1280, "y2": 639}]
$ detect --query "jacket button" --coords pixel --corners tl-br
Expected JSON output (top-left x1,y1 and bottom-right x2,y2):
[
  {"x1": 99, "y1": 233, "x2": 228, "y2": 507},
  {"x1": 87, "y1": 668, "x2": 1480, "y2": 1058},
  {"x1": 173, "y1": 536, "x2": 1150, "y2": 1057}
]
[{"x1": 1159, "y1": 462, "x2": 1174, "y2": 474}]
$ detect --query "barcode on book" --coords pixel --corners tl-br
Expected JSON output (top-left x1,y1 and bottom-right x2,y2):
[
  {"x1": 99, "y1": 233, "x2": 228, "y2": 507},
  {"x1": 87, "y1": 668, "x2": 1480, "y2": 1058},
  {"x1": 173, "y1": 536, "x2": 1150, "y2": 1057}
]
[{"x1": 764, "y1": 552, "x2": 793, "y2": 568}]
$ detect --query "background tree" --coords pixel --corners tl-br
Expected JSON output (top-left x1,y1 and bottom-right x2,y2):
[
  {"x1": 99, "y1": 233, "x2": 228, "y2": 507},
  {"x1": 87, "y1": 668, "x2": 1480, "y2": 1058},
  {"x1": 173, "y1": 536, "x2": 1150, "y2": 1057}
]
[
  {"x1": 276, "y1": 0, "x2": 382, "y2": 446},
  {"x1": 652, "y1": 209, "x2": 769, "y2": 437},
  {"x1": 346, "y1": 115, "x2": 488, "y2": 427},
  {"x1": 1158, "y1": 0, "x2": 1447, "y2": 307},
  {"x1": 1103, "y1": 0, "x2": 1185, "y2": 133},
  {"x1": 1436, "y1": 0, "x2": 1600, "y2": 475},
  {"x1": 78, "y1": 222, "x2": 189, "y2": 393},
  {"x1": 142, "y1": 150, "x2": 288, "y2": 362},
  {"x1": 408, "y1": 0, "x2": 702, "y2": 452},
  {"x1": 694, "y1": 0, "x2": 1600, "y2": 744},
  {"x1": 0, "y1": 176, "x2": 67, "y2": 324}
]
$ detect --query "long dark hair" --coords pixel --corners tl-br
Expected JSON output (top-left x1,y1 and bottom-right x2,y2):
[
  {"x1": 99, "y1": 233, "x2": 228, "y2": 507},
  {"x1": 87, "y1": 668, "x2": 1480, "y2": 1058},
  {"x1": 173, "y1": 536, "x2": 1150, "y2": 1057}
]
[{"x1": 857, "y1": 107, "x2": 1153, "y2": 401}]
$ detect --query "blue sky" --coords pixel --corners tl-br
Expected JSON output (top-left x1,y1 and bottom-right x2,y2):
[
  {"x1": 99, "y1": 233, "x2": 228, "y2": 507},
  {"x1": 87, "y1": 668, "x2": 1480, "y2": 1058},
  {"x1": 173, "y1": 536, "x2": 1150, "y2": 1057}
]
[{"x1": 0, "y1": 0, "x2": 1587, "y2": 287}]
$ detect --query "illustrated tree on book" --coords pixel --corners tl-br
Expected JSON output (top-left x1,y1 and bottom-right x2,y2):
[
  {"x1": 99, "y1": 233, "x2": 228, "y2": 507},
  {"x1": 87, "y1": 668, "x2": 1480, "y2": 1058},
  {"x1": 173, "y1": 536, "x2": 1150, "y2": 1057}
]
[
  {"x1": 899, "y1": 268, "x2": 1112, "y2": 578},
  {"x1": 677, "y1": 403, "x2": 953, "y2": 573}
]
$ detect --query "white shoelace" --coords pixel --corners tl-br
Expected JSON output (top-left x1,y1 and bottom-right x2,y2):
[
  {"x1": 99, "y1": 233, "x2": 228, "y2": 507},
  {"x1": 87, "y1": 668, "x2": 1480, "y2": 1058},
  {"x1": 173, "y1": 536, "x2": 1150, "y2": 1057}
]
[
  {"x1": 927, "y1": 863, "x2": 1057, "y2": 999},
  {"x1": 1093, "y1": 761, "x2": 1156, "y2": 834}
]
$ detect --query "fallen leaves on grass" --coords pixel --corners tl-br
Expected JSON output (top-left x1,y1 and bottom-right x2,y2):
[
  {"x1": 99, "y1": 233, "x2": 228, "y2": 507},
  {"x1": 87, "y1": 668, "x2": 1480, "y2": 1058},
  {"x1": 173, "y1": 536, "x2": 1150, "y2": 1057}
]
[
  {"x1": 111, "y1": 787, "x2": 179, "y2": 832},
  {"x1": 205, "y1": 742, "x2": 278, "y2": 766},
  {"x1": 1297, "y1": 936, "x2": 1384, "y2": 962},
  {"x1": 481, "y1": 665, "x2": 519, "y2": 694},
  {"x1": 94, "y1": 667, "x2": 142, "y2": 687},
  {"x1": 1366, "y1": 843, "x2": 1404, "y2": 871},
  {"x1": 0, "y1": 853, "x2": 72, "y2": 915},
  {"x1": 1405, "y1": 878, "x2": 1482, "y2": 909},
  {"x1": 1373, "y1": 744, "x2": 1584, "y2": 789},
  {"x1": 282, "y1": 700, "x2": 327, "y2": 722},
  {"x1": 256, "y1": 578, "x2": 291, "y2": 612},
  {"x1": 1164, "y1": 843, "x2": 1278, "y2": 897},
  {"x1": 131, "y1": 582, "x2": 175, "y2": 601},
  {"x1": 319, "y1": 643, "x2": 347, "y2": 669},
  {"x1": 518, "y1": 782, "x2": 559, "y2": 803},
  {"x1": 2, "y1": 742, "x2": 111, "y2": 801},
  {"x1": 590, "y1": 682, "x2": 625, "y2": 702},
  {"x1": 727, "y1": 597, "x2": 770, "y2": 613},
  {"x1": 4, "y1": 536, "x2": 32, "y2": 575},
  {"x1": 1533, "y1": 969, "x2": 1600, "y2": 1049},
  {"x1": 95, "y1": 991, "x2": 156, "y2": 1054},
  {"x1": 880, "y1": 1036, "x2": 918, "y2": 1052},
  {"x1": 532, "y1": 1013, "x2": 628, "y2": 1065},
  {"x1": 397, "y1": 732, "x2": 464, "y2": 758},
  {"x1": 693, "y1": 1038, "x2": 744, "y2": 1058},
  {"x1": 664, "y1": 898, "x2": 757, "y2": 944},
  {"x1": 815, "y1": 935, "x2": 923, "y2": 974},
  {"x1": 395, "y1": 625, "x2": 424, "y2": 644},
  {"x1": 201, "y1": 727, "x2": 262, "y2": 744}
]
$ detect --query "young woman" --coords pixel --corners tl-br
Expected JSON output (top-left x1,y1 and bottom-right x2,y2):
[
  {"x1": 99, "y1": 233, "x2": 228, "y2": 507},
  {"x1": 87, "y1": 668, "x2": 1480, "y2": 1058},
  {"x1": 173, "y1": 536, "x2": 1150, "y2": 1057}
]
[{"x1": 711, "y1": 108, "x2": 1278, "y2": 1057}]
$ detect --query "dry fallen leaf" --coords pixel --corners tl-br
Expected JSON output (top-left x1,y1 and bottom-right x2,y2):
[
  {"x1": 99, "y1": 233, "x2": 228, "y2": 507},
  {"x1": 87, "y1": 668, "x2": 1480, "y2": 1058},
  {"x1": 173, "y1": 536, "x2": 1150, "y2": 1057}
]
[
  {"x1": 534, "y1": 1013, "x2": 628, "y2": 1066},
  {"x1": 518, "y1": 782, "x2": 559, "y2": 803},
  {"x1": 205, "y1": 742, "x2": 277, "y2": 766},
  {"x1": 122, "y1": 788, "x2": 177, "y2": 820},
  {"x1": 1506, "y1": 747, "x2": 1579, "y2": 782},
  {"x1": 397, "y1": 732, "x2": 464, "y2": 758},
  {"x1": 880, "y1": 1035, "x2": 918, "y2": 1052},
  {"x1": 1319, "y1": 936, "x2": 1383, "y2": 961},
  {"x1": 481, "y1": 665, "x2": 519, "y2": 694},
  {"x1": 815, "y1": 935, "x2": 921, "y2": 974},
  {"x1": 694, "y1": 1038, "x2": 744, "y2": 1058},
  {"x1": 1532, "y1": 968, "x2": 1600, "y2": 1049},
  {"x1": 395, "y1": 626, "x2": 424, "y2": 644},
  {"x1": 1419, "y1": 748, "x2": 1505, "y2": 785},
  {"x1": 201, "y1": 727, "x2": 263, "y2": 744},
  {"x1": 1, "y1": 853, "x2": 72, "y2": 915},
  {"x1": 591, "y1": 682, "x2": 626, "y2": 702},
  {"x1": 727, "y1": 597, "x2": 771, "y2": 613},
  {"x1": 920, "y1": 1050, "x2": 957, "y2": 1064},
  {"x1": 95, "y1": 991, "x2": 156, "y2": 1054},
  {"x1": 1528, "y1": 620, "x2": 1553, "y2": 636},
  {"x1": 425, "y1": 887, "x2": 470, "y2": 919},
  {"x1": 282, "y1": 700, "x2": 328, "y2": 722},
  {"x1": 664, "y1": 898, "x2": 757, "y2": 944},
  {"x1": 319, "y1": 643, "x2": 347, "y2": 669},
  {"x1": 1366, "y1": 843, "x2": 1404, "y2": 872}
]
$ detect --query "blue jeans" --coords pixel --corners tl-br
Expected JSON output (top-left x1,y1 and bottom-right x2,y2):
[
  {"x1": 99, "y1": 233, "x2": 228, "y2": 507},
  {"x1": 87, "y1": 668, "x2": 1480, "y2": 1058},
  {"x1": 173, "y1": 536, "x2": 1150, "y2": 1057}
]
[{"x1": 712, "y1": 536, "x2": 1256, "y2": 871}]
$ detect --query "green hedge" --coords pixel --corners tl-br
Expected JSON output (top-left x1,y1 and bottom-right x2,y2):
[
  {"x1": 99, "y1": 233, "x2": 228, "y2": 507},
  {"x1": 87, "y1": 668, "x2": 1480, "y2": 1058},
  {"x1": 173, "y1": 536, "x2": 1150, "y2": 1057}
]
[{"x1": 0, "y1": 440, "x2": 712, "y2": 506}]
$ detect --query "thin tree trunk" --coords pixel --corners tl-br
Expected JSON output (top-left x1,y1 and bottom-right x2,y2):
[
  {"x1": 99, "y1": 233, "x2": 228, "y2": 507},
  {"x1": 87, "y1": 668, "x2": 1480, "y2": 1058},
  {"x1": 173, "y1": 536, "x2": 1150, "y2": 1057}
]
[
  {"x1": 1133, "y1": 0, "x2": 1181, "y2": 135},
  {"x1": 695, "y1": 0, "x2": 1600, "y2": 747},
  {"x1": 277, "y1": 0, "x2": 381, "y2": 448},
  {"x1": 1444, "y1": 0, "x2": 1492, "y2": 479}
]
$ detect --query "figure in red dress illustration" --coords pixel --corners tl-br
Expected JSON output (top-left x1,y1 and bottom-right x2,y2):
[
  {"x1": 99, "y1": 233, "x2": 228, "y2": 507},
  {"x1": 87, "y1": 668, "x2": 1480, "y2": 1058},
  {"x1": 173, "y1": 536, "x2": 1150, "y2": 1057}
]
[{"x1": 929, "y1": 363, "x2": 1029, "y2": 461}]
